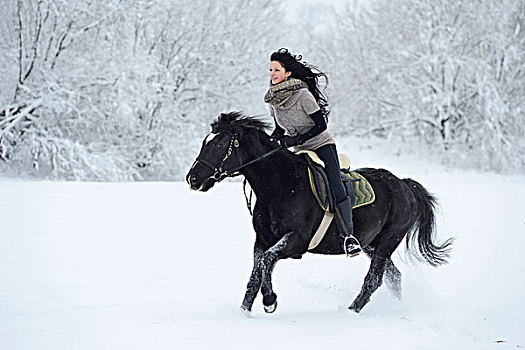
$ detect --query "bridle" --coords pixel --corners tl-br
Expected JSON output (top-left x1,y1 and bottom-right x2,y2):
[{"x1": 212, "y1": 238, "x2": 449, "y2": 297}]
[
  {"x1": 188, "y1": 131, "x2": 282, "y2": 183},
  {"x1": 194, "y1": 135, "x2": 242, "y2": 181}
]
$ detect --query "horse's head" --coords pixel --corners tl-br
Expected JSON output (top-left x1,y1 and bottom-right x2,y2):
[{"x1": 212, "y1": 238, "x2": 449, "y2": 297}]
[{"x1": 186, "y1": 112, "x2": 271, "y2": 191}]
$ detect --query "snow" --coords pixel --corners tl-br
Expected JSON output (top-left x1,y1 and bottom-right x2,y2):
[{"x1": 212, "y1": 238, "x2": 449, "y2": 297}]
[{"x1": 1, "y1": 150, "x2": 524, "y2": 349}]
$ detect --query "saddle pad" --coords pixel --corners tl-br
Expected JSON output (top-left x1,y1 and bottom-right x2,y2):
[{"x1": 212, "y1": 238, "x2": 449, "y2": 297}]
[{"x1": 343, "y1": 170, "x2": 375, "y2": 209}]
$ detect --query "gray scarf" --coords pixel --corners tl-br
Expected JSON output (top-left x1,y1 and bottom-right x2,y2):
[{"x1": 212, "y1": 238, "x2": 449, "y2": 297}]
[{"x1": 264, "y1": 78, "x2": 308, "y2": 107}]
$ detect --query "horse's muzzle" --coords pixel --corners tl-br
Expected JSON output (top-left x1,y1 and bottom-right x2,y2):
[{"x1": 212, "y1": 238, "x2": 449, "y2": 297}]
[
  {"x1": 186, "y1": 170, "x2": 214, "y2": 192},
  {"x1": 189, "y1": 176, "x2": 204, "y2": 191},
  {"x1": 187, "y1": 173, "x2": 202, "y2": 191},
  {"x1": 186, "y1": 162, "x2": 201, "y2": 190}
]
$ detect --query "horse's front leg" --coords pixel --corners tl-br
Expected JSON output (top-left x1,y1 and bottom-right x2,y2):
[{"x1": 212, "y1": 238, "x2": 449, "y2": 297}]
[
  {"x1": 260, "y1": 231, "x2": 304, "y2": 313},
  {"x1": 241, "y1": 247, "x2": 264, "y2": 312}
]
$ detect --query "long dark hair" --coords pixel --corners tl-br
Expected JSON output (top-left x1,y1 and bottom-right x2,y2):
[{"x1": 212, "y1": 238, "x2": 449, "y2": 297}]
[{"x1": 270, "y1": 48, "x2": 330, "y2": 118}]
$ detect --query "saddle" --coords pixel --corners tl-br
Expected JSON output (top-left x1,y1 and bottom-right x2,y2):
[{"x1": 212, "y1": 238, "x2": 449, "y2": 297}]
[
  {"x1": 297, "y1": 150, "x2": 376, "y2": 252},
  {"x1": 297, "y1": 150, "x2": 375, "y2": 213}
]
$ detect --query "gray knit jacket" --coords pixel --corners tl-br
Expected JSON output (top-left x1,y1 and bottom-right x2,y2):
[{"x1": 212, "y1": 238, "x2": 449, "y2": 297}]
[{"x1": 269, "y1": 88, "x2": 335, "y2": 151}]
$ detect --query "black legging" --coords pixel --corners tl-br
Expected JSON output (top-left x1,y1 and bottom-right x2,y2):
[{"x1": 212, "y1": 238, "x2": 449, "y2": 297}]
[{"x1": 314, "y1": 144, "x2": 346, "y2": 203}]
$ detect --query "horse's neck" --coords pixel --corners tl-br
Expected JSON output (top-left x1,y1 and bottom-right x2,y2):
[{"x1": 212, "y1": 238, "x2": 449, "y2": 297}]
[{"x1": 241, "y1": 147, "x2": 305, "y2": 200}]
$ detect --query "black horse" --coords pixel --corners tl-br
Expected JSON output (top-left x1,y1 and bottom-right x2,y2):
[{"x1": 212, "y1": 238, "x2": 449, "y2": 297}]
[{"x1": 186, "y1": 112, "x2": 452, "y2": 313}]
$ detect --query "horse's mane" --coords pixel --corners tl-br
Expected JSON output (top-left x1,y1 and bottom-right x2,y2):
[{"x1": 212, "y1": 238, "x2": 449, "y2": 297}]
[{"x1": 211, "y1": 112, "x2": 271, "y2": 134}]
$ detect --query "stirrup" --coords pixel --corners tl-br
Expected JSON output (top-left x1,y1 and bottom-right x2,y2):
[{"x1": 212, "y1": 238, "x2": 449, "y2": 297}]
[{"x1": 344, "y1": 236, "x2": 362, "y2": 257}]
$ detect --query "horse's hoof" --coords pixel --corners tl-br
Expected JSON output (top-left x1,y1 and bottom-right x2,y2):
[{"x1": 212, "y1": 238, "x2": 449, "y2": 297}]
[
  {"x1": 392, "y1": 289, "x2": 402, "y2": 300},
  {"x1": 348, "y1": 304, "x2": 361, "y2": 313},
  {"x1": 264, "y1": 300, "x2": 277, "y2": 313},
  {"x1": 240, "y1": 306, "x2": 253, "y2": 318}
]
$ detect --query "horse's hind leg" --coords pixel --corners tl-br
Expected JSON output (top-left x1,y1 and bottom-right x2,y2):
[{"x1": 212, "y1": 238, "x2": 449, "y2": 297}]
[
  {"x1": 349, "y1": 255, "x2": 387, "y2": 313},
  {"x1": 384, "y1": 259, "x2": 402, "y2": 299},
  {"x1": 351, "y1": 220, "x2": 412, "y2": 312},
  {"x1": 363, "y1": 248, "x2": 402, "y2": 299}
]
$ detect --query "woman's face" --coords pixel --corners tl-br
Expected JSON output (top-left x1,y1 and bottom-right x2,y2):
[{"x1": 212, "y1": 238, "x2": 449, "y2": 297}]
[{"x1": 269, "y1": 61, "x2": 291, "y2": 85}]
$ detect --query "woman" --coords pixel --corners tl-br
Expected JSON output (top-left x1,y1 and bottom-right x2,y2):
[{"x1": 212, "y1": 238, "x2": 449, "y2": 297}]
[{"x1": 264, "y1": 48, "x2": 361, "y2": 257}]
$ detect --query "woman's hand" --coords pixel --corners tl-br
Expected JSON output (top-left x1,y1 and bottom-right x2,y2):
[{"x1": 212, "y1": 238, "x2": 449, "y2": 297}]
[{"x1": 274, "y1": 135, "x2": 300, "y2": 148}]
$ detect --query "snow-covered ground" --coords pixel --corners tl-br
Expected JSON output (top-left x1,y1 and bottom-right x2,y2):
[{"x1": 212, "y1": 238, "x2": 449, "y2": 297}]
[{"x1": 1, "y1": 147, "x2": 524, "y2": 349}]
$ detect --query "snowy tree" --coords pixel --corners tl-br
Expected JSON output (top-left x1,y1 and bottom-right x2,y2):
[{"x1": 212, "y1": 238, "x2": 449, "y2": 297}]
[
  {"x1": 2, "y1": 0, "x2": 522, "y2": 178},
  {"x1": 0, "y1": 0, "x2": 142, "y2": 179},
  {"x1": 319, "y1": 0, "x2": 525, "y2": 171},
  {"x1": 0, "y1": 0, "x2": 278, "y2": 180}
]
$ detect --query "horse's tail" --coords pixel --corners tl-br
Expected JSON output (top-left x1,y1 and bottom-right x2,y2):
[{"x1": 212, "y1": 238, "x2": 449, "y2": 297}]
[{"x1": 403, "y1": 178, "x2": 453, "y2": 267}]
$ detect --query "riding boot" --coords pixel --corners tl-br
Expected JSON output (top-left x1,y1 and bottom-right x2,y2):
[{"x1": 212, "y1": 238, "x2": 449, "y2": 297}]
[{"x1": 336, "y1": 196, "x2": 362, "y2": 257}]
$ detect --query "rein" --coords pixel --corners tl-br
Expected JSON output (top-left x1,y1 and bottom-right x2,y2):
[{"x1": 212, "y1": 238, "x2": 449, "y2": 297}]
[{"x1": 230, "y1": 147, "x2": 281, "y2": 174}]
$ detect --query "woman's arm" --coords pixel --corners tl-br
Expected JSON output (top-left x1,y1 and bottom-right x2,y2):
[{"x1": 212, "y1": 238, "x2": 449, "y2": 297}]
[
  {"x1": 298, "y1": 110, "x2": 326, "y2": 144},
  {"x1": 275, "y1": 110, "x2": 326, "y2": 147}
]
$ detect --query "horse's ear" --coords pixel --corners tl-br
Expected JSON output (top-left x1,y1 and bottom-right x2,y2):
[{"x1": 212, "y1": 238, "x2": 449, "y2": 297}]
[{"x1": 219, "y1": 113, "x2": 231, "y2": 123}]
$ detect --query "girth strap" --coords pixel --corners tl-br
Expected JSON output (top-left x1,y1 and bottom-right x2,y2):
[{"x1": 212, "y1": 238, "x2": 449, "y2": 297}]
[{"x1": 308, "y1": 209, "x2": 334, "y2": 250}]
